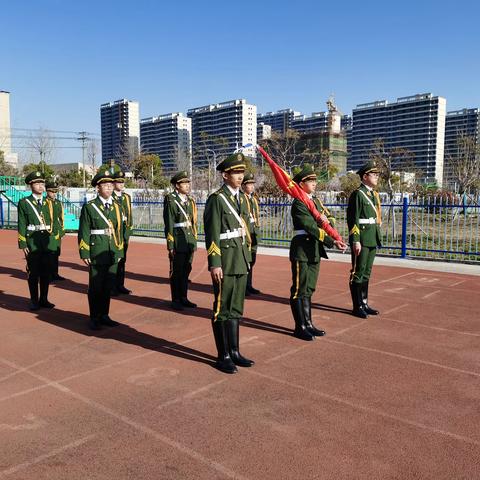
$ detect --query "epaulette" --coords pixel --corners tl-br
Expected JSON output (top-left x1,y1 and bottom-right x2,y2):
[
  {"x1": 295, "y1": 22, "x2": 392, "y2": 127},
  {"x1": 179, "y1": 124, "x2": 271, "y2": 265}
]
[{"x1": 88, "y1": 199, "x2": 96, "y2": 204}]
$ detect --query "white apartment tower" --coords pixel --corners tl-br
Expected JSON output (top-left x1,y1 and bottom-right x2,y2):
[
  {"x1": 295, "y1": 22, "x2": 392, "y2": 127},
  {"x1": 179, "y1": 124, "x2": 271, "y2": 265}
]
[
  {"x1": 140, "y1": 113, "x2": 192, "y2": 176},
  {"x1": 188, "y1": 99, "x2": 257, "y2": 168},
  {"x1": 0, "y1": 91, "x2": 18, "y2": 167}
]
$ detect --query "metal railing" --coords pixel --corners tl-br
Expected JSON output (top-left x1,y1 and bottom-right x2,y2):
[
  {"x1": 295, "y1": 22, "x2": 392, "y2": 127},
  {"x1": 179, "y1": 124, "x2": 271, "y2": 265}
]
[{"x1": 1, "y1": 196, "x2": 479, "y2": 263}]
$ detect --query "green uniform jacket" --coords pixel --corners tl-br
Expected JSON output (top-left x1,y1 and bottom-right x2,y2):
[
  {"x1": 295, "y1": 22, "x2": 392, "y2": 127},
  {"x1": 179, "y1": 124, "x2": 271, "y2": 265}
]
[
  {"x1": 46, "y1": 198, "x2": 65, "y2": 252},
  {"x1": 245, "y1": 193, "x2": 260, "y2": 249},
  {"x1": 289, "y1": 197, "x2": 335, "y2": 262},
  {"x1": 17, "y1": 195, "x2": 54, "y2": 253},
  {"x1": 347, "y1": 184, "x2": 382, "y2": 247},
  {"x1": 204, "y1": 184, "x2": 252, "y2": 274},
  {"x1": 78, "y1": 197, "x2": 125, "y2": 265},
  {"x1": 163, "y1": 191, "x2": 197, "y2": 253},
  {"x1": 113, "y1": 191, "x2": 133, "y2": 242}
]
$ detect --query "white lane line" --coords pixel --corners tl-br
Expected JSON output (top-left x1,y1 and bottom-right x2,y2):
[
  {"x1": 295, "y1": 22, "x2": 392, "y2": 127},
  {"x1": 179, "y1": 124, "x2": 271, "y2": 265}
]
[
  {"x1": 0, "y1": 434, "x2": 96, "y2": 477},
  {"x1": 0, "y1": 357, "x2": 251, "y2": 480},
  {"x1": 248, "y1": 370, "x2": 480, "y2": 447},
  {"x1": 450, "y1": 279, "x2": 466, "y2": 287},
  {"x1": 383, "y1": 304, "x2": 409, "y2": 315},
  {"x1": 323, "y1": 338, "x2": 480, "y2": 378},
  {"x1": 157, "y1": 379, "x2": 228, "y2": 410},
  {"x1": 421, "y1": 290, "x2": 441, "y2": 300},
  {"x1": 383, "y1": 317, "x2": 480, "y2": 337}
]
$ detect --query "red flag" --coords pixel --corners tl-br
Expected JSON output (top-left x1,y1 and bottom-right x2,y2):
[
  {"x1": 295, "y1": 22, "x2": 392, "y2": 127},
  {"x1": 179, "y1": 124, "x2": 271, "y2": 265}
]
[{"x1": 257, "y1": 146, "x2": 344, "y2": 243}]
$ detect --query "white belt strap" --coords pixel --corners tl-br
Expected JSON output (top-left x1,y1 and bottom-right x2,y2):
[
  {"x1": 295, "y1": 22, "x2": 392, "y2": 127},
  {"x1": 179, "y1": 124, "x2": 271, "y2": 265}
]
[
  {"x1": 91, "y1": 202, "x2": 112, "y2": 229},
  {"x1": 358, "y1": 189, "x2": 378, "y2": 214},
  {"x1": 358, "y1": 218, "x2": 376, "y2": 224},
  {"x1": 27, "y1": 224, "x2": 51, "y2": 231},
  {"x1": 173, "y1": 198, "x2": 191, "y2": 225},
  {"x1": 173, "y1": 222, "x2": 190, "y2": 228},
  {"x1": 25, "y1": 198, "x2": 45, "y2": 225},
  {"x1": 219, "y1": 229, "x2": 243, "y2": 240},
  {"x1": 91, "y1": 229, "x2": 111, "y2": 235},
  {"x1": 293, "y1": 229, "x2": 308, "y2": 237}
]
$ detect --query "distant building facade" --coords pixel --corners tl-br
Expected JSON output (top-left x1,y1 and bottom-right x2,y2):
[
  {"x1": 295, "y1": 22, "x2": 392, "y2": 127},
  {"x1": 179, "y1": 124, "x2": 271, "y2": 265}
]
[
  {"x1": 188, "y1": 99, "x2": 257, "y2": 168},
  {"x1": 100, "y1": 99, "x2": 140, "y2": 166},
  {"x1": 140, "y1": 113, "x2": 192, "y2": 176},
  {"x1": 0, "y1": 90, "x2": 18, "y2": 167},
  {"x1": 349, "y1": 93, "x2": 446, "y2": 185}
]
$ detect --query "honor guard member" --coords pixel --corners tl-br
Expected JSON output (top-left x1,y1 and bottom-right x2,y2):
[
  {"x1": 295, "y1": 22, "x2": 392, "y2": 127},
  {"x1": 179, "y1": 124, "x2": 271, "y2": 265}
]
[
  {"x1": 78, "y1": 169, "x2": 124, "y2": 330},
  {"x1": 347, "y1": 160, "x2": 382, "y2": 318},
  {"x1": 112, "y1": 169, "x2": 133, "y2": 295},
  {"x1": 163, "y1": 171, "x2": 198, "y2": 310},
  {"x1": 242, "y1": 172, "x2": 261, "y2": 295},
  {"x1": 17, "y1": 171, "x2": 55, "y2": 310},
  {"x1": 289, "y1": 165, "x2": 345, "y2": 341},
  {"x1": 45, "y1": 180, "x2": 66, "y2": 281},
  {"x1": 204, "y1": 153, "x2": 254, "y2": 374}
]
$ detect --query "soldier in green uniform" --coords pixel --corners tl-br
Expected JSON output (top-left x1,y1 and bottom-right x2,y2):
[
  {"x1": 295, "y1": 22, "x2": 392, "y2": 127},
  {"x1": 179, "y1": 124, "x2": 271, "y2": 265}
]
[
  {"x1": 242, "y1": 172, "x2": 261, "y2": 296},
  {"x1": 78, "y1": 169, "x2": 124, "y2": 330},
  {"x1": 163, "y1": 171, "x2": 198, "y2": 311},
  {"x1": 204, "y1": 153, "x2": 254, "y2": 374},
  {"x1": 347, "y1": 161, "x2": 382, "y2": 318},
  {"x1": 45, "y1": 180, "x2": 66, "y2": 281},
  {"x1": 112, "y1": 170, "x2": 133, "y2": 295},
  {"x1": 17, "y1": 171, "x2": 56, "y2": 310},
  {"x1": 289, "y1": 165, "x2": 347, "y2": 341}
]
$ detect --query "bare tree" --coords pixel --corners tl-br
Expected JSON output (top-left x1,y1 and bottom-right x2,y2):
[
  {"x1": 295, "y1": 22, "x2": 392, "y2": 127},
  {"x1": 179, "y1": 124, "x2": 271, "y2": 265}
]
[
  {"x1": 259, "y1": 129, "x2": 302, "y2": 174},
  {"x1": 87, "y1": 139, "x2": 100, "y2": 173},
  {"x1": 446, "y1": 134, "x2": 480, "y2": 194},
  {"x1": 26, "y1": 127, "x2": 56, "y2": 167}
]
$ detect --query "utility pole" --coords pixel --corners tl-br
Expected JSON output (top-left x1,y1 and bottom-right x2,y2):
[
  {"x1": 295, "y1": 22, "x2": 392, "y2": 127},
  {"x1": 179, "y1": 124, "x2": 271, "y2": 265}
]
[{"x1": 77, "y1": 131, "x2": 89, "y2": 188}]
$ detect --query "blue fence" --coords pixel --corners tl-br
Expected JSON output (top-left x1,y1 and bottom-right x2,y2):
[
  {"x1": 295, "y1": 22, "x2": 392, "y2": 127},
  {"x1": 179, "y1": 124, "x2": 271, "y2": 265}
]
[{"x1": 1, "y1": 197, "x2": 479, "y2": 263}]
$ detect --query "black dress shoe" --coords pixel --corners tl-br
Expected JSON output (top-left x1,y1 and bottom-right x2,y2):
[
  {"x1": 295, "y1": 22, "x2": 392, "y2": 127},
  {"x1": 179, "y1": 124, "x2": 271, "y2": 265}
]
[
  {"x1": 29, "y1": 302, "x2": 40, "y2": 311},
  {"x1": 215, "y1": 358, "x2": 238, "y2": 374},
  {"x1": 247, "y1": 286, "x2": 261, "y2": 294},
  {"x1": 117, "y1": 286, "x2": 131, "y2": 295},
  {"x1": 364, "y1": 305, "x2": 379, "y2": 315},
  {"x1": 181, "y1": 299, "x2": 197, "y2": 308},
  {"x1": 39, "y1": 300, "x2": 55, "y2": 309},
  {"x1": 171, "y1": 301, "x2": 184, "y2": 311},
  {"x1": 352, "y1": 307, "x2": 368, "y2": 319},
  {"x1": 293, "y1": 328, "x2": 316, "y2": 341},
  {"x1": 100, "y1": 315, "x2": 119, "y2": 326}
]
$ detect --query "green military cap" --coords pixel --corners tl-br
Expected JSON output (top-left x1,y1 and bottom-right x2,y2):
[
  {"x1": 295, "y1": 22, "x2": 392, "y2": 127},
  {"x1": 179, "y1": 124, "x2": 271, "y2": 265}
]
[
  {"x1": 91, "y1": 169, "x2": 115, "y2": 187},
  {"x1": 113, "y1": 170, "x2": 126, "y2": 182},
  {"x1": 242, "y1": 172, "x2": 256, "y2": 184},
  {"x1": 25, "y1": 171, "x2": 45, "y2": 185},
  {"x1": 170, "y1": 171, "x2": 190, "y2": 185},
  {"x1": 216, "y1": 152, "x2": 246, "y2": 172},
  {"x1": 357, "y1": 160, "x2": 380, "y2": 177},
  {"x1": 45, "y1": 179, "x2": 59, "y2": 191},
  {"x1": 292, "y1": 164, "x2": 316, "y2": 184}
]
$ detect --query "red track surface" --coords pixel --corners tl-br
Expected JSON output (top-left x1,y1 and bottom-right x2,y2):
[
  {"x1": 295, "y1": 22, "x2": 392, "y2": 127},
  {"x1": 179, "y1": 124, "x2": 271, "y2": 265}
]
[{"x1": 1, "y1": 229, "x2": 479, "y2": 479}]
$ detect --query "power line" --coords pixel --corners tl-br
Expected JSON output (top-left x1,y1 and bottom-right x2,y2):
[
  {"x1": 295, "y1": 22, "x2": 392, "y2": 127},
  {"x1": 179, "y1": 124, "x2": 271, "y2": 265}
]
[{"x1": 0, "y1": 127, "x2": 100, "y2": 136}]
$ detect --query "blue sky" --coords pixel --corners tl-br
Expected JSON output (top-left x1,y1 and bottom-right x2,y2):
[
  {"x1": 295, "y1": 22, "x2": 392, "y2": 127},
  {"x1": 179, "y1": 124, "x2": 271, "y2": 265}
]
[{"x1": 3, "y1": 0, "x2": 480, "y2": 163}]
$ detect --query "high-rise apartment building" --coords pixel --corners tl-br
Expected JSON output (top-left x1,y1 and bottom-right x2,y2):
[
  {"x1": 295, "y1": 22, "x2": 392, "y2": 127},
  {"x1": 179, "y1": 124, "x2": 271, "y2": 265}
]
[
  {"x1": 0, "y1": 90, "x2": 18, "y2": 166},
  {"x1": 140, "y1": 113, "x2": 192, "y2": 176},
  {"x1": 188, "y1": 99, "x2": 257, "y2": 168},
  {"x1": 443, "y1": 108, "x2": 480, "y2": 187},
  {"x1": 256, "y1": 109, "x2": 300, "y2": 135},
  {"x1": 349, "y1": 93, "x2": 446, "y2": 185},
  {"x1": 100, "y1": 99, "x2": 140, "y2": 165},
  {"x1": 257, "y1": 122, "x2": 272, "y2": 141}
]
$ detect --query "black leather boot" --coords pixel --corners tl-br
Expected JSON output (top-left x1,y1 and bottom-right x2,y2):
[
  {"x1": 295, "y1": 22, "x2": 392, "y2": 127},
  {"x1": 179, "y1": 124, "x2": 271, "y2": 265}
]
[
  {"x1": 227, "y1": 318, "x2": 254, "y2": 367},
  {"x1": 212, "y1": 321, "x2": 237, "y2": 374},
  {"x1": 28, "y1": 277, "x2": 40, "y2": 310},
  {"x1": 362, "y1": 282, "x2": 379, "y2": 315},
  {"x1": 350, "y1": 283, "x2": 368, "y2": 319},
  {"x1": 303, "y1": 297, "x2": 326, "y2": 336},
  {"x1": 290, "y1": 298, "x2": 315, "y2": 341},
  {"x1": 39, "y1": 276, "x2": 54, "y2": 308}
]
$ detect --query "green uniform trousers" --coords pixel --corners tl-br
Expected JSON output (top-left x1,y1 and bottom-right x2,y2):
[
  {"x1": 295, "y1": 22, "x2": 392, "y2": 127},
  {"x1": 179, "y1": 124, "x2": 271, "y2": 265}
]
[
  {"x1": 169, "y1": 250, "x2": 194, "y2": 302},
  {"x1": 116, "y1": 241, "x2": 128, "y2": 289},
  {"x1": 290, "y1": 260, "x2": 320, "y2": 300},
  {"x1": 88, "y1": 263, "x2": 118, "y2": 319},
  {"x1": 212, "y1": 274, "x2": 247, "y2": 323},
  {"x1": 350, "y1": 245, "x2": 376, "y2": 284}
]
